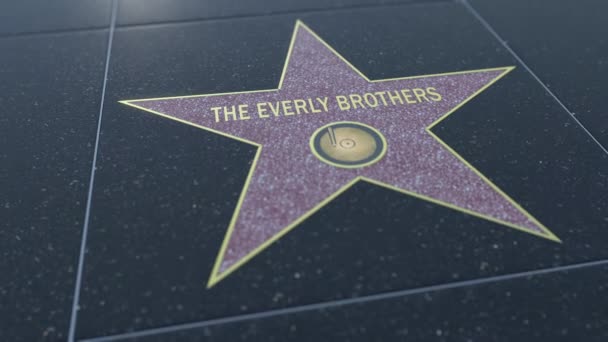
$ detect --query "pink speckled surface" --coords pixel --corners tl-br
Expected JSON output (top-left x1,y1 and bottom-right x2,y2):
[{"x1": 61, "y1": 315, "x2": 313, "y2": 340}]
[{"x1": 128, "y1": 24, "x2": 550, "y2": 275}]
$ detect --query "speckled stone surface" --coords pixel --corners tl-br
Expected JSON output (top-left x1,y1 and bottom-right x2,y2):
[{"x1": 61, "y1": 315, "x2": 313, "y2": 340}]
[
  {"x1": 136, "y1": 263, "x2": 608, "y2": 342},
  {"x1": 3, "y1": 1, "x2": 608, "y2": 341},
  {"x1": 0, "y1": 31, "x2": 108, "y2": 341},
  {"x1": 0, "y1": 1, "x2": 111, "y2": 35},
  {"x1": 469, "y1": 0, "x2": 608, "y2": 147},
  {"x1": 115, "y1": 0, "x2": 447, "y2": 27}
]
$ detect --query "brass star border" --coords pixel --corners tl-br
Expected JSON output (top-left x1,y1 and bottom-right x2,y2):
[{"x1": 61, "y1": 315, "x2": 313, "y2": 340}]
[{"x1": 121, "y1": 21, "x2": 560, "y2": 288}]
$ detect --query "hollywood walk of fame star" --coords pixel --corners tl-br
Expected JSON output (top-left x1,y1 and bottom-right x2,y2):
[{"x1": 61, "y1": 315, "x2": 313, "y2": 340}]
[{"x1": 121, "y1": 21, "x2": 560, "y2": 288}]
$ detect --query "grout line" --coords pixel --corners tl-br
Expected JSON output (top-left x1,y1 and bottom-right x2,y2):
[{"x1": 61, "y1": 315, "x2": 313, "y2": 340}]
[
  {"x1": 67, "y1": 1, "x2": 118, "y2": 341},
  {"x1": 0, "y1": 26, "x2": 109, "y2": 39},
  {"x1": 0, "y1": 0, "x2": 447, "y2": 39},
  {"x1": 81, "y1": 258, "x2": 608, "y2": 341},
  {"x1": 460, "y1": 0, "x2": 608, "y2": 156},
  {"x1": 0, "y1": 26, "x2": 108, "y2": 39},
  {"x1": 114, "y1": 0, "x2": 446, "y2": 31}
]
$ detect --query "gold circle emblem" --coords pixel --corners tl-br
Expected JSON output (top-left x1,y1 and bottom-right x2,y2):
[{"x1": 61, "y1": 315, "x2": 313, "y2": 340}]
[{"x1": 310, "y1": 121, "x2": 387, "y2": 168}]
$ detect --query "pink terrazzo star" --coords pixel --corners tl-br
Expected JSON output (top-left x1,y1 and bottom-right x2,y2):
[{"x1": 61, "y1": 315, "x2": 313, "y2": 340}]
[{"x1": 122, "y1": 21, "x2": 559, "y2": 287}]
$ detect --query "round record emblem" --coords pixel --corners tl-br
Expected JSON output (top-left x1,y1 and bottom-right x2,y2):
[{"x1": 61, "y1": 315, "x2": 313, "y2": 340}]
[{"x1": 310, "y1": 121, "x2": 387, "y2": 168}]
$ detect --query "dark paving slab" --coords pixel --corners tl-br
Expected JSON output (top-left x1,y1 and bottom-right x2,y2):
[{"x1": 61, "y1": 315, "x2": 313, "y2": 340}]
[
  {"x1": 132, "y1": 263, "x2": 608, "y2": 342},
  {"x1": 0, "y1": 31, "x2": 108, "y2": 341},
  {"x1": 467, "y1": 0, "x2": 608, "y2": 147},
  {"x1": 74, "y1": 2, "x2": 608, "y2": 339},
  {"x1": 116, "y1": 0, "x2": 445, "y2": 26},
  {"x1": 0, "y1": 1, "x2": 111, "y2": 35}
]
